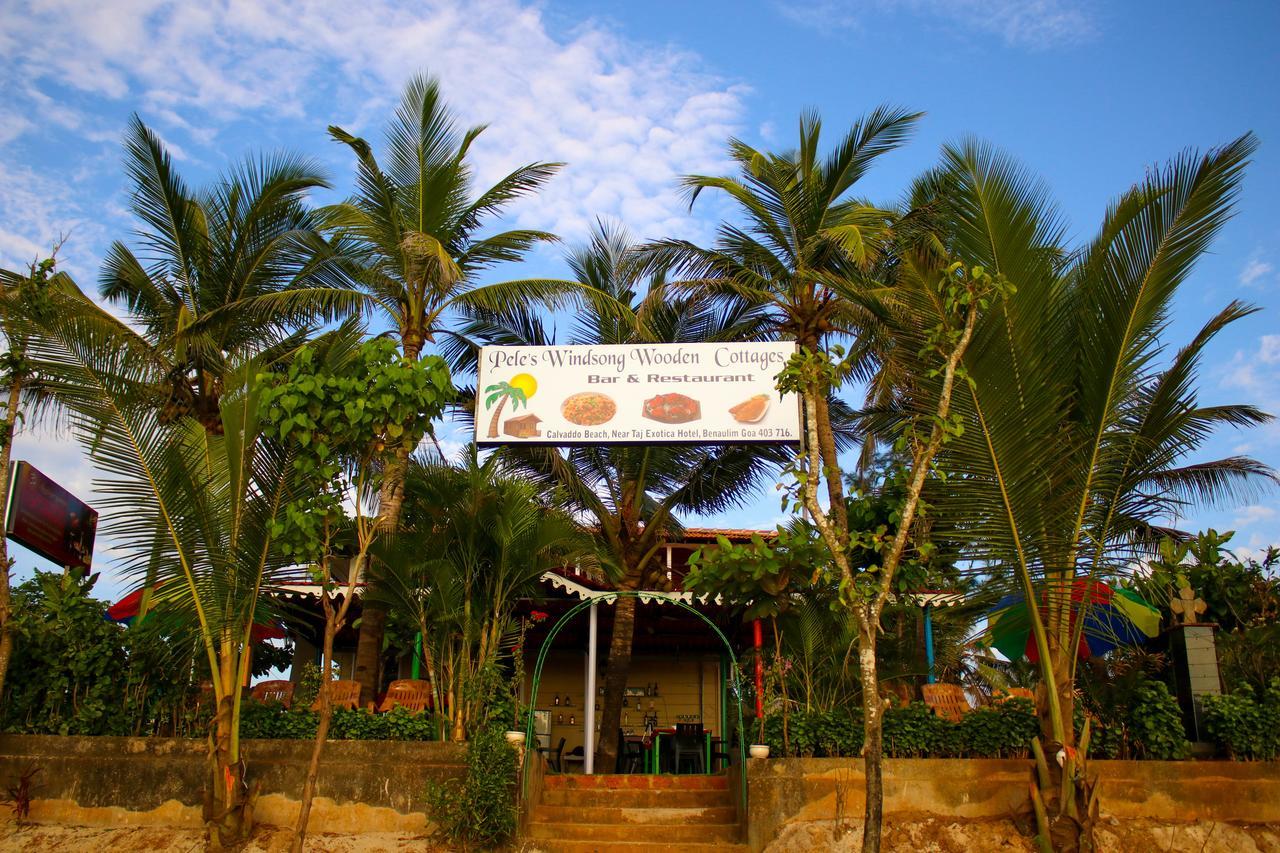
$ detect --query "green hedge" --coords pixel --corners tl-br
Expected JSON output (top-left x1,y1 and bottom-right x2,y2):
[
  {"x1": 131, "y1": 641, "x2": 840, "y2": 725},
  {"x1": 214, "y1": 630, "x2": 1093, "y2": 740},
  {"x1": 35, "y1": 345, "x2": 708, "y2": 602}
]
[
  {"x1": 239, "y1": 703, "x2": 437, "y2": 741},
  {"x1": 759, "y1": 698, "x2": 1039, "y2": 759},
  {"x1": 1202, "y1": 679, "x2": 1280, "y2": 761}
]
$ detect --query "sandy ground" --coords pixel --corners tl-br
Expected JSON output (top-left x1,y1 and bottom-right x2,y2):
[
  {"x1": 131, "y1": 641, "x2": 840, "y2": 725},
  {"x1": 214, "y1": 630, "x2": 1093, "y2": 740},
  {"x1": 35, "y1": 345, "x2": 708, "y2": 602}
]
[
  {"x1": 0, "y1": 823, "x2": 439, "y2": 852},
  {"x1": 769, "y1": 817, "x2": 1280, "y2": 853}
]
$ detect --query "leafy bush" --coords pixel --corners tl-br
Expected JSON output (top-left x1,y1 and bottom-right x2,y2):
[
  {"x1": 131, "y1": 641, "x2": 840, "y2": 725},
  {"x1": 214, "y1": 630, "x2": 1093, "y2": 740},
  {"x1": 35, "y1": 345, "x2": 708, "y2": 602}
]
[
  {"x1": 1077, "y1": 649, "x2": 1189, "y2": 760},
  {"x1": 760, "y1": 698, "x2": 1038, "y2": 759},
  {"x1": 2, "y1": 571, "x2": 215, "y2": 737},
  {"x1": 2, "y1": 572, "x2": 130, "y2": 735},
  {"x1": 238, "y1": 704, "x2": 436, "y2": 741},
  {"x1": 1202, "y1": 680, "x2": 1280, "y2": 760},
  {"x1": 1217, "y1": 624, "x2": 1280, "y2": 694},
  {"x1": 1126, "y1": 682, "x2": 1190, "y2": 760},
  {"x1": 425, "y1": 727, "x2": 517, "y2": 850},
  {"x1": 956, "y1": 699, "x2": 1042, "y2": 758}
]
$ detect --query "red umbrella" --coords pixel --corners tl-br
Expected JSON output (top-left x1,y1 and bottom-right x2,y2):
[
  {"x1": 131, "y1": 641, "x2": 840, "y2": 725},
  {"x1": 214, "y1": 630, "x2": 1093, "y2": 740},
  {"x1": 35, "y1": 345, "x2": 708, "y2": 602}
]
[{"x1": 107, "y1": 582, "x2": 286, "y2": 640}]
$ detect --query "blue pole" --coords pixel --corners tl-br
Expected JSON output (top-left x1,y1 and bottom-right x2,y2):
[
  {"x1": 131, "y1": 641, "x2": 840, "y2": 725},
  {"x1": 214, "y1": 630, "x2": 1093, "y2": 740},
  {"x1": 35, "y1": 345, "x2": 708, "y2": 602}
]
[{"x1": 924, "y1": 604, "x2": 936, "y2": 684}]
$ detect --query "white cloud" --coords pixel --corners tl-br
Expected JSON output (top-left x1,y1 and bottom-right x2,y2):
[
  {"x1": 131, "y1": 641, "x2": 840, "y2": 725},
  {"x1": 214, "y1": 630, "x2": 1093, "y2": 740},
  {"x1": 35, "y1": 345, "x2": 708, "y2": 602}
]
[
  {"x1": 0, "y1": 0, "x2": 747, "y2": 243},
  {"x1": 775, "y1": 0, "x2": 1097, "y2": 49},
  {"x1": 1232, "y1": 504, "x2": 1276, "y2": 528},
  {"x1": 1259, "y1": 335, "x2": 1280, "y2": 365},
  {"x1": 1240, "y1": 257, "x2": 1275, "y2": 288},
  {"x1": 0, "y1": 161, "x2": 105, "y2": 281},
  {"x1": 1222, "y1": 336, "x2": 1280, "y2": 452}
]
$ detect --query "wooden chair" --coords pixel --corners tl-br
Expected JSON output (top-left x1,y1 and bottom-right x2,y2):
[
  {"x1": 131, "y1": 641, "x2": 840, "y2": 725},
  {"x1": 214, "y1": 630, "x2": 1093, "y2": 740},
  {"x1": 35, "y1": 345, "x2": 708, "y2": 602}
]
[
  {"x1": 540, "y1": 737, "x2": 566, "y2": 773},
  {"x1": 921, "y1": 683, "x2": 971, "y2": 722},
  {"x1": 311, "y1": 679, "x2": 362, "y2": 711},
  {"x1": 249, "y1": 679, "x2": 295, "y2": 708},
  {"x1": 375, "y1": 679, "x2": 432, "y2": 714}
]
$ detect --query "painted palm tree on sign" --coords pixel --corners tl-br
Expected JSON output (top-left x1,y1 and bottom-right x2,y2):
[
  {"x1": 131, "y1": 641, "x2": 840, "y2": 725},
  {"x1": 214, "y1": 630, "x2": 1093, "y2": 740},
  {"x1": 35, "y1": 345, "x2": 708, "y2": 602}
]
[{"x1": 483, "y1": 373, "x2": 535, "y2": 439}]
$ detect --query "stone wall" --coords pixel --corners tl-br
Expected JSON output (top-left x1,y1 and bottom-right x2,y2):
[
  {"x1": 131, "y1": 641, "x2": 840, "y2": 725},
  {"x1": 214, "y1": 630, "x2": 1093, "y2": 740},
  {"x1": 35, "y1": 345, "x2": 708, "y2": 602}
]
[
  {"x1": 0, "y1": 735, "x2": 464, "y2": 833},
  {"x1": 745, "y1": 757, "x2": 1280, "y2": 851}
]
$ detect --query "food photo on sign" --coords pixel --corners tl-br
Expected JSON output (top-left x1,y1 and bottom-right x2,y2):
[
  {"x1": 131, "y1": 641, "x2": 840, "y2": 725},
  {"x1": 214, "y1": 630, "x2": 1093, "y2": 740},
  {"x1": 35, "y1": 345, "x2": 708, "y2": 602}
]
[{"x1": 475, "y1": 342, "x2": 800, "y2": 446}]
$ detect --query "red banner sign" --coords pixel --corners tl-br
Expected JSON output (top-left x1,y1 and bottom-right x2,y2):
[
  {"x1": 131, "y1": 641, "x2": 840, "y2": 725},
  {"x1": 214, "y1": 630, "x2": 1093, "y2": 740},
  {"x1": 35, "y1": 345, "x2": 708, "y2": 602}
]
[{"x1": 5, "y1": 461, "x2": 97, "y2": 570}]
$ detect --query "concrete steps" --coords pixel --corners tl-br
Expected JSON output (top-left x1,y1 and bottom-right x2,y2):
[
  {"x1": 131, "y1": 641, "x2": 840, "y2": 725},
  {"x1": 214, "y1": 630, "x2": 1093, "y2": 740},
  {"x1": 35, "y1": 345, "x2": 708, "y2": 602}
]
[{"x1": 526, "y1": 774, "x2": 744, "y2": 853}]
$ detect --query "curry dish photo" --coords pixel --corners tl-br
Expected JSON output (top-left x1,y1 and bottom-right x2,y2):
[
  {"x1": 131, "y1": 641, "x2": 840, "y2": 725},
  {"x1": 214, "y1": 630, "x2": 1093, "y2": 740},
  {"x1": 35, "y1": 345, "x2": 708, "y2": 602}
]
[{"x1": 561, "y1": 391, "x2": 617, "y2": 426}]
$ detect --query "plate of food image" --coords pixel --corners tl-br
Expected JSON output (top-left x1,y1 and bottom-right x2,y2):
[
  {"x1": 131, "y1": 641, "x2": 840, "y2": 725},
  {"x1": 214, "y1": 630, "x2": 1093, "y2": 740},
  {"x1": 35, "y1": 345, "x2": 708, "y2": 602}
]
[
  {"x1": 561, "y1": 392, "x2": 617, "y2": 426},
  {"x1": 642, "y1": 393, "x2": 701, "y2": 424},
  {"x1": 729, "y1": 394, "x2": 770, "y2": 424}
]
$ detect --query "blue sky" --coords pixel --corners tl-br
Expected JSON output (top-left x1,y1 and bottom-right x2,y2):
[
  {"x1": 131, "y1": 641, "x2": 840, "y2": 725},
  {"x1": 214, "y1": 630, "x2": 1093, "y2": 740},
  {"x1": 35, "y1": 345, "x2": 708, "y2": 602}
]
[{"x1": 2, "y1": 0, "x2": 1278, "y2": 596}]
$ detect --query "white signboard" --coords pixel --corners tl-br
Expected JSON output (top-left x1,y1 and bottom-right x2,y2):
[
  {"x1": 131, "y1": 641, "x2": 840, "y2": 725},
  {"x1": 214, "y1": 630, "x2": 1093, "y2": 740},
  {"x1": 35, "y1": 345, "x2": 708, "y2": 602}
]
[{"x1": 475, "y1": 342, "x2": 800, "y2": 445}]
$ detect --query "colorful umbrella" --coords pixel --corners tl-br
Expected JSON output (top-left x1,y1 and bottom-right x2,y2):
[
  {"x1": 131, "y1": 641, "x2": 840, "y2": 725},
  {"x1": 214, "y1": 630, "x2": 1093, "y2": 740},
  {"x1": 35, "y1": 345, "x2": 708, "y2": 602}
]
[
  {"x1": 986, "y1": 580, "x2": 1160, "y2": 662},
  {"x1": 107, "y1": 582, "x2": 286, "y2": 641}
]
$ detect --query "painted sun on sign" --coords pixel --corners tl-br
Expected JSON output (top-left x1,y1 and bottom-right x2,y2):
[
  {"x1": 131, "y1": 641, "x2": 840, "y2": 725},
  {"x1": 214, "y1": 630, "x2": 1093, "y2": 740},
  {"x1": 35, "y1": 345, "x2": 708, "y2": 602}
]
[{"x1": 484, "y1": 373, "x2": 540, "y2": 438}]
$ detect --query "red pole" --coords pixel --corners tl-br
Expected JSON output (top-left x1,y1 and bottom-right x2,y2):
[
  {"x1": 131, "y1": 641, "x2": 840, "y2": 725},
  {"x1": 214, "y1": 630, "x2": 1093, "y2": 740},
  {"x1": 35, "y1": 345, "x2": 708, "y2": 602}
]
[{"x1": 752, "y1": 618, "x2": 764, "y2": 720}]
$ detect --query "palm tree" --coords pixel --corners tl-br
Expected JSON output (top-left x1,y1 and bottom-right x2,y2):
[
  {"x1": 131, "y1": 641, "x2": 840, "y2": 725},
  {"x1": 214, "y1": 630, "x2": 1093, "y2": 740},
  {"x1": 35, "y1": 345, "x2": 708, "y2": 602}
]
[
  {"x1": 100, "y1": 116, "x2": 358, "y2": 434},
  {"x1": 883, "y1": 134, "x2": 1274, "y2": 844},
  {"x1": 372, "y1": 451, "x2": 592, "y2": 740},
  {"x1": 325, "y1": 72, "x2": 575, "y2": 698},
  {"x1": 637, "y1": 107, "x2": 923, "y2": 529},
  {"x1": 17, "y1": 291, "x2": 296, "y2": 848},
  {"x1": 456, "y1": 222, "x2": 787, "y2": 770},
  {"x1": 636, "y1": 111, "x2": 928, "y2": 850}
]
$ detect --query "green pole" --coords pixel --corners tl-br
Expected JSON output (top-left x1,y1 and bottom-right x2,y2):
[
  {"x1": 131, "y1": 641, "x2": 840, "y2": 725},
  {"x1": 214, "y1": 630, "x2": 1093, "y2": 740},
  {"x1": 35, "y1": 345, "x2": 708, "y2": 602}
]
[
  {"x1": 924, "y1": 605, "x2": 936, "y2": 684},
  {"x1": 411, "y1": 631, "x2": 422, "y2": 679}
]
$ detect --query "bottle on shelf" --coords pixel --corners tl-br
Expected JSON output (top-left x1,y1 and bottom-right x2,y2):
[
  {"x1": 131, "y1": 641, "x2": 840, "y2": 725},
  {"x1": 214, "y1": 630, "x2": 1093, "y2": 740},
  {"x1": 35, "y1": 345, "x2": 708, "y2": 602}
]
[
  {"x1": 569, "y1": 714, "x2": 576, "y2": 725},
  {"x1": 565, "y1": 694, "x2": 572, "y2": 707},
  {"x1": 553, "y1": 694, "x2": 560, "y2": 707},
  {"x1": 557, "y1": 712, "x2": 564, "y2": 725}
]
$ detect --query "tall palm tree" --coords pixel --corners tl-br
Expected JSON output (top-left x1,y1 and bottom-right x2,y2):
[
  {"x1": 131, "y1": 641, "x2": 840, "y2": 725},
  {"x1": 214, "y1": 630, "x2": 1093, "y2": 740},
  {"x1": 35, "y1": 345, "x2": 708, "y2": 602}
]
[
  {"x1": 881, "y1": 135, "x2": 1274, "y2": 844},
  {"x1": 325, "y1": 73, "x2": 575, "y2": 697},
  {"x1": 455, "y1": 222, "x2": 787, "y2": 770},
  {"x1": 16, "y1": 290, "x2": 296, "y2": 848},
  {"x1": 100, "y1": 116, "x2": 357, "y2": 434},
  {"x1": 638, "y1": 107, "x2": 923, "y2": 530}
]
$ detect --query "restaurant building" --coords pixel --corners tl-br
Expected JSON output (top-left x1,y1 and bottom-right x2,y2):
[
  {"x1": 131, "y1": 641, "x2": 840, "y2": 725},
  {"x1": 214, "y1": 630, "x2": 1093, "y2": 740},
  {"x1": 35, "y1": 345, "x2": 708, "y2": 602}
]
[{"x1": 279, "y1": 527, "x2": 769, "y2": 771}]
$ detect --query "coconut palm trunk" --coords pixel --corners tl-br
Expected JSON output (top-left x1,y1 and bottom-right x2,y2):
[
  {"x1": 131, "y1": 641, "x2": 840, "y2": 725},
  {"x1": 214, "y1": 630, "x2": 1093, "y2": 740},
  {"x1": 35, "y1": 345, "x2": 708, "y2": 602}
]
[
  {"x1": 0, "y1": 373, "x2": 23, "y2": 699},
  {"x1": 595, "y1": 593, "x2": 637, "y2": 772}
]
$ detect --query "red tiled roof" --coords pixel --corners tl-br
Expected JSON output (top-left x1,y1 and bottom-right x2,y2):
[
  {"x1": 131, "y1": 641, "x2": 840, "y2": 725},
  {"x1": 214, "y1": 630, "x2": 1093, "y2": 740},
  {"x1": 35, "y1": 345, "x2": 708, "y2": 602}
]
[{"x1": 677, "y1": 527, "x2": 777, "y2": 540}]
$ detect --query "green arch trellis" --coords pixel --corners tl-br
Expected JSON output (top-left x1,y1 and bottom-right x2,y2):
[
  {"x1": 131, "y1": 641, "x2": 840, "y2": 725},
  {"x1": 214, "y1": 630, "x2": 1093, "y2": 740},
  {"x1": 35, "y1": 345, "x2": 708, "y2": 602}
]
[{"x1": 522, "y1": 590, "x2": 749, "y2": 810}]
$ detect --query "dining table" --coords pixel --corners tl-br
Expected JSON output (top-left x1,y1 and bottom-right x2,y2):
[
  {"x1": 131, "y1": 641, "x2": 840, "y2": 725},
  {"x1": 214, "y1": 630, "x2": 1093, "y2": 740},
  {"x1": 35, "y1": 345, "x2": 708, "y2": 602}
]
[{"x1": 633, "y1": 727, "x2": 715, "y2": 774}]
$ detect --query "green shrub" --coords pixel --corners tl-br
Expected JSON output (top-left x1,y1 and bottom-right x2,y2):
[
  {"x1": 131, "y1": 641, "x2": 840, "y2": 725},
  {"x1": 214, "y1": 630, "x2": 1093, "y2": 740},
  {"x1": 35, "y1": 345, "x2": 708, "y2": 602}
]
[
  {"x1": 1127, "y1": 682, "x2": 1190, "y2": 760},
  {"x1": 1202, "y1": 679, "x2": 1280, "y2": 760},
  {"x1": 332, "y1": 706, "x2": 436, "y2": 741},
  {"x1": 425, "y1": 727, "x2": 517, "y2": 849},
  {"x1": 956, "y1": 698, "x2": 1041, "y2": 758},
  {"x1": 238, "y1": 703, "x2": 436, "y2": 741},
  {"x1": 760, "y1": 698, "x2": 1039, "y2": 759}
]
